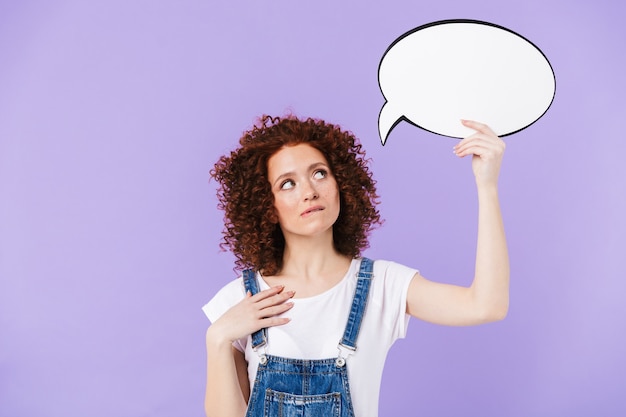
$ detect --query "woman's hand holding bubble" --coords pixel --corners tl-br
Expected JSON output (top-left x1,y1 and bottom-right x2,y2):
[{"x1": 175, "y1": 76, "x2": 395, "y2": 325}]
[{"x1": 454, "y1": 120, "x2": 505, "y2": 188}]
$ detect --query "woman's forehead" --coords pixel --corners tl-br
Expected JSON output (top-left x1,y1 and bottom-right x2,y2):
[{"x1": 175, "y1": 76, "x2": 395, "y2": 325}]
[{"x1": 267, "y1": 144, "x2": 329, "y2": 176}]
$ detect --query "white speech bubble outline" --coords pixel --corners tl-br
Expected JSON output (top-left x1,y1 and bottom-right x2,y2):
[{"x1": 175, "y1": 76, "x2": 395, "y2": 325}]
[{"x1": 378, "y1": 19, "x2": 556, "y2": 144}]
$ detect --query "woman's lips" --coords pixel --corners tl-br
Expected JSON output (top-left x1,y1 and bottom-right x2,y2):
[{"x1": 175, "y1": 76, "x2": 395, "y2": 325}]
[{"x1": 301, "y1": 206, "x2": 324, "y2": 217}]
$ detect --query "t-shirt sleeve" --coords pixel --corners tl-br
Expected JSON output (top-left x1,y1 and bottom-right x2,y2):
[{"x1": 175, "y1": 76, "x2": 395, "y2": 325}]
[
  {"x1": 372, "y1": 260, "x2": 418, "y2": 341},
  {"x1": 201, "y1": 278, "x2": 247, "y2": 352}
]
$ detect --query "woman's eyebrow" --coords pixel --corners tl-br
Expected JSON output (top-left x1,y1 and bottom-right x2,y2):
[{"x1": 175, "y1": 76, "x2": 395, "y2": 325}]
[{"x1": 272, "y1": 162, "x2": 329, "y2": 187}]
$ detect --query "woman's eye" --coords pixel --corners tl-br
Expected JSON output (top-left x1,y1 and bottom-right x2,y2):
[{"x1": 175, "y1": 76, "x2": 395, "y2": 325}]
[
  {"x1": 313, "y1": 169, "x2": 327, "y2": 179},
  {"x1": 280, "y1": 180, "x2": 295, "y2": 190}
]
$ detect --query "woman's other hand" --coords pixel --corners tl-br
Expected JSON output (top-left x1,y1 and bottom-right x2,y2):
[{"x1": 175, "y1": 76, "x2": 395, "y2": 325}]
[{"x1": 207, "y1": 285, "x2": 294, "y2": 347}]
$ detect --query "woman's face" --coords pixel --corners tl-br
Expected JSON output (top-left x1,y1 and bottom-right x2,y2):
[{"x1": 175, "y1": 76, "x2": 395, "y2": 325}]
[{"x1": 267, "y1": 144, "x2": 340, "y2": 241}]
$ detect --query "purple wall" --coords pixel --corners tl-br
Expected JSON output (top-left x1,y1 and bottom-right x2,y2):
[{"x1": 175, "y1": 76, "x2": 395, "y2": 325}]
[{"x1": 1, "y1": 1, "x2": 624, "y2": 416}]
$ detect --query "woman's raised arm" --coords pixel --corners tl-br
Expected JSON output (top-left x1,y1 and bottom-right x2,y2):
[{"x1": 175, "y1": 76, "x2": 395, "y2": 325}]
[{"x1": 406, "y1": 120, "x2": 509, "y2": 326}]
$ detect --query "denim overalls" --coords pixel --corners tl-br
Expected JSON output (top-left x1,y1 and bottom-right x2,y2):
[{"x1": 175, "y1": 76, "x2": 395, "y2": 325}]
[{"x1": 242, "y1": 258, "x2": 374, "y2": 417}]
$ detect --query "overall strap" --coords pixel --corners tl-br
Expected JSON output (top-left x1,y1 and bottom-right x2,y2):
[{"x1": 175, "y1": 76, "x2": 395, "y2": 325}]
[
  {"x1": 242, "y1": 269, "x2": 267, "y2": 350},
  {"x1": 339, "y1": 258, "x2": 374, "y2": 351}
]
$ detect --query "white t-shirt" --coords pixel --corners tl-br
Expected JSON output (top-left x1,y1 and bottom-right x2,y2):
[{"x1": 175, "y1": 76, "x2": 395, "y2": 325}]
[{"x1": 202, "y1": 258, "x2": 417, "y2": 417}]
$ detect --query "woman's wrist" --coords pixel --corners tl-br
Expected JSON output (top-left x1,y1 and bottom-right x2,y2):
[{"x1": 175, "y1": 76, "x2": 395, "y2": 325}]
[
  {"x1": 206, "y1": 324, "x2": 235, "y2": 351},
  {"x1": 475, "y1": 180, "x2": 499, "y2": 195}
]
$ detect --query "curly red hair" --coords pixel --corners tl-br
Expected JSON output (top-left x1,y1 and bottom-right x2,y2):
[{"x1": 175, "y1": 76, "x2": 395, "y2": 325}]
[{"x1": 211, "y1": 115, "x2": 381, "y2": 275}]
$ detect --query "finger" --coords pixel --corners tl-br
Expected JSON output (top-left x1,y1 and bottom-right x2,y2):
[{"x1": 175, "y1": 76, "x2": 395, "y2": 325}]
[
  {"x1": 456, "y1": 145, "x2": 488, "y2": 158},
  {"x1": 259, "y1": 301, "x2": 294, "y2": 318},
  {"x1": 457, "y1": 137, "x2": 504, "y2": 156},
  {"x1": 454, "y1": 138, "x2": 488, "y2": 157},
  {"x1": 455, "y1": 136, "x2": 482, "y2": 153},
  {"x1": 461, "y1": 119, "x2": 497, "y2": 136},
  {"x1": 455, "y1": 133, "x2": 488, "y2": 150},
  {"x1": 256, "y1": 290, "x2": 296, "y2": 310},
  {"x1": 455, "y1": 134, "x2": 504, "y2": 156},
  {"x1": 249, "y1": 285, "x2": 285, "y2": 302},
  {"x1": 458, "y1": 129, "x2": 501, "y2": 146},
  {"x1": 260, "y1": 316, "x2": 291, "y2": 328},
  {"x1": 459, "y1": 142, "x2": 504, "y2": 159}
]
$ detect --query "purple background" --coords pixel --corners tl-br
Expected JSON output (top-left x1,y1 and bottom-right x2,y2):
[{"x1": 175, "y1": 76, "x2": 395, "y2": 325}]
[{"x1": 1, "y1": 1, "x2": 625, "y2": 416}]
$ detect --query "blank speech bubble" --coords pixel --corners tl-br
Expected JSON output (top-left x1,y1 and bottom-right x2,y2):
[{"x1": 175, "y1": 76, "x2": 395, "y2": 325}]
[{"x1": 378, "y1": 19, "x2": 556, "y2": 144}]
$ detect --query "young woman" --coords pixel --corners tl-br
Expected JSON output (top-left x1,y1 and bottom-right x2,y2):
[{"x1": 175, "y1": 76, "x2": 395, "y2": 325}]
[{"x1": 202, "y1": 115, "x2": 509, "y2": 417}]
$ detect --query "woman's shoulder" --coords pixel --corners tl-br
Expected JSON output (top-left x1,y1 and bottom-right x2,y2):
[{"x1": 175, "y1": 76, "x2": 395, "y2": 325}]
[
  {"x1": 366, "y1": 258, "x2": 419, "y2": 278},
  {"x1": 201, "y1": 276, "x2": 247, "y2": 323},
  {"x1": 365, "y1": 258, "x2": 419, "y2": 299}
]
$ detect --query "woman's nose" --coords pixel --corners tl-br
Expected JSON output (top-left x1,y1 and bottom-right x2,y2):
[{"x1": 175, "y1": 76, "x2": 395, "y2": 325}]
[{"x1": 303, "y1": 181, "x2": 319, "y2": 200}]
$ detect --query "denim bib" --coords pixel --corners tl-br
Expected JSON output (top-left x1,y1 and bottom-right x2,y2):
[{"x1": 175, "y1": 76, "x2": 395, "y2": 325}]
[{"x1": 242, "y1": 258, "x2": 374, "y2": 417}]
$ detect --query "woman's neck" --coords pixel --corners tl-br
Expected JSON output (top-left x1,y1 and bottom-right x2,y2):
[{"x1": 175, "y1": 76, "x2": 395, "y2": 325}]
[{"x1": 268, "y1": 231, "x2": 352, "y2": 295}]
